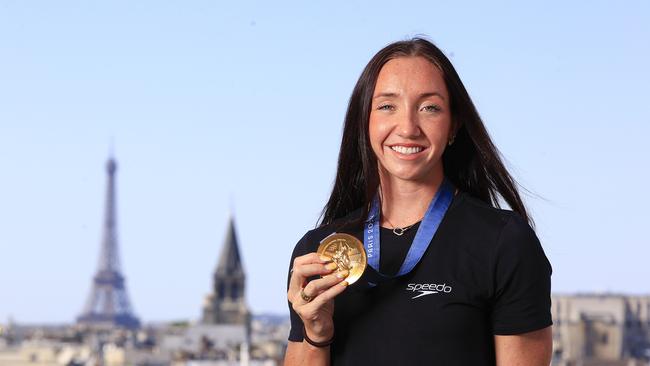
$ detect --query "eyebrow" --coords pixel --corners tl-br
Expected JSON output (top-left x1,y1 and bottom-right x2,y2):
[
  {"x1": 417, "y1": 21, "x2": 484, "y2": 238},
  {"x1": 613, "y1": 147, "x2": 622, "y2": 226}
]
[{"x1": 373, "y1": 92, "x2": 446, "y2": 101}]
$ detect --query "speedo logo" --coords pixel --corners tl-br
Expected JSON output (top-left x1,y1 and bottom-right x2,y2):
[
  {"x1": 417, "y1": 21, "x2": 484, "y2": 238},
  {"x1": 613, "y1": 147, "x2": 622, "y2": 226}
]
[{"x1": 406, "y1": 283, "x2": 452, "y2": 299}]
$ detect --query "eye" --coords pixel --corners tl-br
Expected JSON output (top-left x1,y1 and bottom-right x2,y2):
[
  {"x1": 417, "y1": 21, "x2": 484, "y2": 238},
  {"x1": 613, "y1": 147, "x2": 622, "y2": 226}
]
[
  {"x1": 421, "y1": 104, "x2": 442, "y2": 113},
  {"x1": 377, "y1": 104, "x2": 395, "y2": 111}
]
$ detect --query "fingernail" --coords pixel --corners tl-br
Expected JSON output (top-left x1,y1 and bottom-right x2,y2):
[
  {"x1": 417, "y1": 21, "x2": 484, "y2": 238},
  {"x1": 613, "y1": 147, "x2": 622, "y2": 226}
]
[
  {"x1": 325, "y1": 262, "x2": 338, "y2": 271},
  {"x1": 341, "y1": 281, "x2": 349, "y2": 287},
  {"x1": 319, "y1": 255, "x2": 331, "y2": 262},
  {"x1": 336, "y1": 270, "x2": 349, "y2": 279}
]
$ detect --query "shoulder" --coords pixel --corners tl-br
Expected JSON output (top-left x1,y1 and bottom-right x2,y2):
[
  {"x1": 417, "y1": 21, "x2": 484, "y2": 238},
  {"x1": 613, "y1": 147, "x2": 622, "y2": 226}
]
[
  {"x1": 290, "y1": 207, "x2": 365, "y2": 261},
  {"x1": 454, "y1": 193, "x2": 552, "y2": 278},
  {"x1": 451, "y1": 192, "x2": 522, "y2": 237},
  {"x1": 462, "y1": 193, "x2": 542, "y2": 256},
  {"x1": 493, "y1": 212, "x2": 550, "y2": 272},
  {"x1": 451, "y1": 192, "x2": 546, "y2": 262}
]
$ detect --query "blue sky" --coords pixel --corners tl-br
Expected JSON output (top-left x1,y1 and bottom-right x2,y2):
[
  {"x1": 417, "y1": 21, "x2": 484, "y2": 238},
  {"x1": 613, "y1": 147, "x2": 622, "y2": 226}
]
[{"x1": 1, "y1": 1, "x2": 648, "y2": 323}]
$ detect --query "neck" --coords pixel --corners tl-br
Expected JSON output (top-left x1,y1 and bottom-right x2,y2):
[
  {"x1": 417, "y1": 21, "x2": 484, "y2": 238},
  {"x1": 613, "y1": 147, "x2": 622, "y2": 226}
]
[{"x1": 378, "y1": 168, "x2": 445, "y2": 228}]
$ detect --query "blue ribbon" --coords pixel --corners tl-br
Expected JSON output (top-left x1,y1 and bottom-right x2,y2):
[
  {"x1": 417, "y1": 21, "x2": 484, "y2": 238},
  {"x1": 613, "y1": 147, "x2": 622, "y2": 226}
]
[{"x1": 364, "y1": 177, "x2": 455, "y2": 285}]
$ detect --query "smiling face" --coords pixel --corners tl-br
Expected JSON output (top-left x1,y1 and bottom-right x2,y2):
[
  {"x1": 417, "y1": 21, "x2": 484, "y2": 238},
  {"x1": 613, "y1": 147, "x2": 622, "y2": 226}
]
[{"x1": 369, "y1": 56, "x2": 453, "y2": 184}]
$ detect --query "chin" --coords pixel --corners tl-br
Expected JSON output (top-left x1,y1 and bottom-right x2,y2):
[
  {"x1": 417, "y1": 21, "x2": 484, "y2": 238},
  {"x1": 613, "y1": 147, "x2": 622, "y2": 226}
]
[
  {"x1": 385, "y1": 169, "x2": 429, "y2": 182},
  {"x1": 381, "y1": 163, "x2": 441, "y2": 182}
]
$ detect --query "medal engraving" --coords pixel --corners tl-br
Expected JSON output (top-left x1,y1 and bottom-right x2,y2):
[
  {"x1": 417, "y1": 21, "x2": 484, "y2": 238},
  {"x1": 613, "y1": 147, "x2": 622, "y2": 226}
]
[{"x1": 318, "y1": 233, "x2": 367, "y2": 285}]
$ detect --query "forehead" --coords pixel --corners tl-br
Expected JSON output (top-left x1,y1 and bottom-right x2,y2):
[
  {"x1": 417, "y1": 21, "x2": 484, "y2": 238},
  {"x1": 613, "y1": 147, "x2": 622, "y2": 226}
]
[{"x1": 374, "y1": 56, "x2": 447, "y2": 95}]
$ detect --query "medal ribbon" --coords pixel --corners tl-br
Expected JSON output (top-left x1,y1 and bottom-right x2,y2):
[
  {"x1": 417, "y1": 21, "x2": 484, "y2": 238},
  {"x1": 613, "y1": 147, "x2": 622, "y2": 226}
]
[{"x1": 364, "y1": 177, "x2": 455, "y2": 281}]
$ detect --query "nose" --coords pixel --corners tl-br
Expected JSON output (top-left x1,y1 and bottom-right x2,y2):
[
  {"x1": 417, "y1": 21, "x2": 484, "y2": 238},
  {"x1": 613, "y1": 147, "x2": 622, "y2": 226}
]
[{"x1": 396, "y1": 109, "x2": 421, "y2": 138}]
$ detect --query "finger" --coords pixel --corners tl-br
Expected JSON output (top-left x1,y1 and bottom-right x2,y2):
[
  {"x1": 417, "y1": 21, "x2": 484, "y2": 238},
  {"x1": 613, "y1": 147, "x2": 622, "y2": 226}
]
[
  {"x1": 293, "y1": 262, "x2": 337, "y2": 282},
  {"x1": 292, "y1": 253, "x2": 331, "y2": 268},
  {"x1": 303, "y1": 270, "x2": 348, "y2": 298},
  {"x1": 304, "y1": 280, "x2": 349, "y2": 310},
  {"x1": 288, "y1": 262, "x2": 338, "y2": 301},
  {"x1": 291, "y1": 275, "x2": 343, "y2": 314},
  {"x1": 288, "y1": 253, "x2": 332, "y2": 290}
]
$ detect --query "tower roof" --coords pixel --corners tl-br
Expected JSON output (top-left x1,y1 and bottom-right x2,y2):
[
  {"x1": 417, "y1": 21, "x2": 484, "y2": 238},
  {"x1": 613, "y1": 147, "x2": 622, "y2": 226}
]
[{"x1": 216, "y1": 217, "x2": 244, "y2": 276}]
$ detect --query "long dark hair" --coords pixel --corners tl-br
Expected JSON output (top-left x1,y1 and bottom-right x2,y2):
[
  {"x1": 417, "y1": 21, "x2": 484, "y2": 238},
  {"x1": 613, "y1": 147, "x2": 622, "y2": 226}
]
[{"x1": 320, "y1": 37, "x2": 534, "y2": 228}]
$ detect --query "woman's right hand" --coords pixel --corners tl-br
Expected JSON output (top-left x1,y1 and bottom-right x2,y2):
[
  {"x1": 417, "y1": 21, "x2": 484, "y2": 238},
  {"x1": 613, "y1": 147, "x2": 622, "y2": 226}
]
[{"x1": 287, "y1": 252, "x2": 349, "y2": 342}]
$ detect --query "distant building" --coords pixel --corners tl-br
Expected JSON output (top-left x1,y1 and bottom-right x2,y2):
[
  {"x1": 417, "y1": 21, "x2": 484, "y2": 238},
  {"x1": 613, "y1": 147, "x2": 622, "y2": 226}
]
[
  {"x1": 552, "y1": 294, "x2": 650, "y2": 365},
  {"x1": 160, "y1": 217, "x2": 251, "y2": 361},
  {"x1": 202, "y1": 217, "x2": 251, "y2": 330}
]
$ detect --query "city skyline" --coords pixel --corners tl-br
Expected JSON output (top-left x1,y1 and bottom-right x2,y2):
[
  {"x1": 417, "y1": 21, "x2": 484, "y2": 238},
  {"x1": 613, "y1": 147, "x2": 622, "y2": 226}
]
[{"x1": 1, "y1": 1, "x2": 649, "y2": 323}]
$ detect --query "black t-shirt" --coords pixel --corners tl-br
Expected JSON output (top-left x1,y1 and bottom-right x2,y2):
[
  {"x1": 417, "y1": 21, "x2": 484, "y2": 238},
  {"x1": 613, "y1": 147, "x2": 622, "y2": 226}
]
[{"x1": 287, "y1": 191, "x2": 552, "y2": 365}]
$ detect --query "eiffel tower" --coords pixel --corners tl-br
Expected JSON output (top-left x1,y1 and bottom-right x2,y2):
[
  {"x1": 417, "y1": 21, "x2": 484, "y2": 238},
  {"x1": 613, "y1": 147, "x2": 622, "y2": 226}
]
[{"x1": 77, "y1": 157, "x2": 140, "y2": 330}]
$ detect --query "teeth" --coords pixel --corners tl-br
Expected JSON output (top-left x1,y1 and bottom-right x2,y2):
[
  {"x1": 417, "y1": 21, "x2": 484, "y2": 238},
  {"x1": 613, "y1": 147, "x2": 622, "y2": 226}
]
[{"x1": 391, "y1": 146, "x2": 423, "y2": 155}]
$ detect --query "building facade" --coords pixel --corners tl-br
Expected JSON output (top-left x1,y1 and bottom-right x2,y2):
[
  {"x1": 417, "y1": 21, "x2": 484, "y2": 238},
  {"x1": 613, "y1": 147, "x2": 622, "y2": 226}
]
[{"x1": 552, "y1": 294, "x2": 650, "y2": 365}]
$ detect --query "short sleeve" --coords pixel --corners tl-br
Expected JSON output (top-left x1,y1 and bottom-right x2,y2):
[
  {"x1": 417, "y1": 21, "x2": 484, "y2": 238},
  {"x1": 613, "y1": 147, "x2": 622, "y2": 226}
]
[
  {"x1": 287, "y1": 232, "x2": 310, "y2": 342},
  {"x1": 491, "y1": 214, "x2": 553, "y2": 335}
]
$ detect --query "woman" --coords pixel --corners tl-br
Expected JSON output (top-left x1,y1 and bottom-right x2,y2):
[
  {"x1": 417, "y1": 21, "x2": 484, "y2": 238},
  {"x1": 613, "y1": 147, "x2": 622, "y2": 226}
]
[{"x1": 284, "y1": 38, "x2": 553, "y2": 365}]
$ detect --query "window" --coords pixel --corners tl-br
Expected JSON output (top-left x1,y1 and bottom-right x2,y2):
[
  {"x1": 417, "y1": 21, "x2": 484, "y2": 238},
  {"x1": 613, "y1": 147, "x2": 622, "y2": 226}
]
[{"x1": 231, "y1": 283, "x2": 239, "y2": 299}]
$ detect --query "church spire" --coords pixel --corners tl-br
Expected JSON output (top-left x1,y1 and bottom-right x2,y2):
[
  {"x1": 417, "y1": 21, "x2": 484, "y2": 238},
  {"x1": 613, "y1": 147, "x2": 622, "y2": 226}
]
[
  {"x1": 202, "y1": 215, "x2": 249, "y2": 327},
  {"x1": 215, "y1": 217, "x2": 244, "y2": 276}
]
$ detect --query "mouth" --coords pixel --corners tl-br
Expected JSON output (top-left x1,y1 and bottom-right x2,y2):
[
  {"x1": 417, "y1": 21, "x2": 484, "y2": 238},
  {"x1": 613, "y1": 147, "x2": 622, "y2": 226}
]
[{"x1": 388, "y1": 144, "x2": 427, "y2": 156}]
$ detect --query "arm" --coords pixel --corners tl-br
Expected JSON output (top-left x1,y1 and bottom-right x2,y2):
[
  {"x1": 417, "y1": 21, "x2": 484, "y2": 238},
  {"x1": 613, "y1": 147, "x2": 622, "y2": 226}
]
[
  {"x1": 284, "y1": 253, "x2": 348, "y2": 366},
  {"x1": 491, "y1": 216, "x2": 553, "y2": 365},
  {"x1": 494, "y1": 326, "x2": 552, "y2": 366}
]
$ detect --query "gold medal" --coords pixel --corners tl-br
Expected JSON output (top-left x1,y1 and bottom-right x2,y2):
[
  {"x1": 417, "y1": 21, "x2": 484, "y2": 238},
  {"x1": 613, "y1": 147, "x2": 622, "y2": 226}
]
[{"x1": 317, "y1": 233, "x2": 367, "y2": 285}]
